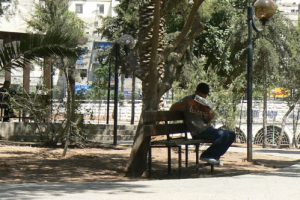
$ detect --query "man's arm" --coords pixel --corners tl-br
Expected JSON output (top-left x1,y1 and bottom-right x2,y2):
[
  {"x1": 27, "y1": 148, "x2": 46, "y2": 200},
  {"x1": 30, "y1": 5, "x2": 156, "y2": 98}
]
[
  {"x1": 170, "y1": 101, "x2": 186, "y2": 112},
  {"x1": 203, "y1": 110, "x2": 216, "y2": 123}
]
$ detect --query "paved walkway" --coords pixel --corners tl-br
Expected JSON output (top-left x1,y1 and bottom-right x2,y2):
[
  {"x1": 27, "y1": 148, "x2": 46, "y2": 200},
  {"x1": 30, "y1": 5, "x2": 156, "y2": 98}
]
[{"x1": 0, "y1": 148, "x2": 299, "y2": 200}]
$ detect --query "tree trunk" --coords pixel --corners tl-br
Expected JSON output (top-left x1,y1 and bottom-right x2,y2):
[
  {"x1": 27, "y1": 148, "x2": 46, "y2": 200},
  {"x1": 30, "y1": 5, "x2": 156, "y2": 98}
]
[
  {"x1": 121, "y1": 73, "x2": 125, "y2": 96},
  {"x1": 43, "y1": 57, "x2": 53, "y2": 122},
  {"x1": 277, "y1": 104, "x2": 295, "y2": 148},
  {"x1": 125, "y1": 110, "x2": 152, "y2": 177},
  {"x1": 131, "y1": 70, "x2": 136, "y2": 125},
  {"x1": 62, "y1": 65, "x2": 76, "y2": 157},
  {"x1": 125, "y1": 0, "x2": 162, "y2": 177},
  {"x1": 292, "y1": 109, "x2": 300, "y2": 148},
  {"x1": 262, "y1": 69, "x2": 268, "y2": 148}
]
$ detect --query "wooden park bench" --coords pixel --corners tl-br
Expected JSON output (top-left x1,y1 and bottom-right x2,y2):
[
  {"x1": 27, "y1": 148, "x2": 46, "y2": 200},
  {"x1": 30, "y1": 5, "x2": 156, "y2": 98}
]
[{"x1": 144, "y1": 110, "x2": 214, "y2": 177}]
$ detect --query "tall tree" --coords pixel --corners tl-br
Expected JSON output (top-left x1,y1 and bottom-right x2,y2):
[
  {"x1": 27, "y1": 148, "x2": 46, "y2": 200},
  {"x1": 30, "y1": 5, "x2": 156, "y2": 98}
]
[
  {"x1": 253, "y1": 38, "x2": 279, "y2": 147},
  {"x1": 100, "y1": 0, "x2": 204, "y2": 177},
  {"x1": 26, "y1": 0, "x2": 85, "y2": 153}
]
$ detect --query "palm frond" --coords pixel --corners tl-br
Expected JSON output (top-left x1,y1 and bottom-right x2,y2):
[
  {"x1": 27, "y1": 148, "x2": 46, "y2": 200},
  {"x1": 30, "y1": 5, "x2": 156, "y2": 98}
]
[{"x1": 0, "y1": 31, "x2": 79, "y2": 70}]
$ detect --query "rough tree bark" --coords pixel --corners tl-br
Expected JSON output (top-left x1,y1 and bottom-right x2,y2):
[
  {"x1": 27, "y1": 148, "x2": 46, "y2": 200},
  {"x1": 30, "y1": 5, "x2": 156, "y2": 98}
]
[
  {"x1": 62, "y1": 61, "x2": 76, "y2": 157},
  {"x1": 262, "y1": 67, "x2": 267, "y2": 148},
  {"x1": 125, "y1": 0, "x2": 162, "y2": 177},
  {"x1": 292, "y1": 109, "x2": 300, "y2": 148}
]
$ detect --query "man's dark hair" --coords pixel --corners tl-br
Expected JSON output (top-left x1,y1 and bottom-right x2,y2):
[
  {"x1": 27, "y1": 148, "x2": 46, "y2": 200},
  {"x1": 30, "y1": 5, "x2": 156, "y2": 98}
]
[{"x1": 196, "y1": 82, "x2": 209, "y2": 95}]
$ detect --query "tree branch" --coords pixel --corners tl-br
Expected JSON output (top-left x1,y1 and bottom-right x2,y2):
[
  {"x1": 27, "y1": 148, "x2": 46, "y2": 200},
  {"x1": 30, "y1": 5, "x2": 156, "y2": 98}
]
[
  {"x1": 160, "y1": 11, "x2": 203, "y2": 96},
  {"x1": 171, "y1": 0, "x2": 204, "y2": 52}
]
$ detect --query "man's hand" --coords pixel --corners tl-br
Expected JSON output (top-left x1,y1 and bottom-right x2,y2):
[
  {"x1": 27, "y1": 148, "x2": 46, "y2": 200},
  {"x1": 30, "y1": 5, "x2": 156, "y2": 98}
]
[
  {"x1": 204, "y1": 110, "x2": 215, "y2": 123},
  {"x1": 189, "y1": 99, "x2": 215, "y2": 123}
]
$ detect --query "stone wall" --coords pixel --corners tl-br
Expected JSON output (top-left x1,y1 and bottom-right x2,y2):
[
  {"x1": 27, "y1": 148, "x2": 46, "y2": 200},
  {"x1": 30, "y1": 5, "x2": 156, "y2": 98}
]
[{"x1": 0, "y1": 122, "x2": 137, "y2": 144}]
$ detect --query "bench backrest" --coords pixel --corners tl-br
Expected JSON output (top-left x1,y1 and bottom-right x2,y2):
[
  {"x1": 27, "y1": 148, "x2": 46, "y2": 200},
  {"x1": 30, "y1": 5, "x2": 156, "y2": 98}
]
[{"x1": 144, "y1": 111, "x2": 187, "y2": 136}]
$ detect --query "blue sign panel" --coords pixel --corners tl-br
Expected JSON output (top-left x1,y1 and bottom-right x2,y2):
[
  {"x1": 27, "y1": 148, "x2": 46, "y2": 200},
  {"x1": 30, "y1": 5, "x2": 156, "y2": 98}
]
[
  {"x1": 75, "y1": 85, "x2": 92, "y2": 94},
  {"x1": 93, "y1": 42, "x2": 112, "y2": 50}
]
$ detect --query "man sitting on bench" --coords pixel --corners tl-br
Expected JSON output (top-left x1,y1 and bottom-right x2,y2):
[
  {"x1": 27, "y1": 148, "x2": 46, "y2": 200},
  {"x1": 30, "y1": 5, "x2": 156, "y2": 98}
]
[{"x1": 170, "y1": 82, "x2": 236, "y2": 165}]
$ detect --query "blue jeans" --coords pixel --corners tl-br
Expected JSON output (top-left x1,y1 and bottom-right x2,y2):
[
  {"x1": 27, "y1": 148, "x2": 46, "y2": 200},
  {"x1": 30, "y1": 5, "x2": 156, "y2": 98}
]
[{"x1": 192, "y1": 126, "x2": 236, "y2": 160}]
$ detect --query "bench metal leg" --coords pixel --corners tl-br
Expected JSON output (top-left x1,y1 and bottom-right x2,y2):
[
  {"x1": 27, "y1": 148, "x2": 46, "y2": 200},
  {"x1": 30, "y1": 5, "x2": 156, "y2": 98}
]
[
  {"x1": 195, "y1": 144, "x2": 200, "y2": 173},
  {"x1": 167, "y1": 146, "x2": 171, "y2": 175},
  {"x1": 0, "y1": 108, "x2": 3, "y2": 122},
  {"x1": 185, "y1": 144, "x2": 188, "y2": 167},
  {"x1": 210, "y1": 164, "x2": 214, "y2": 173},
  {"x1": 148, "y1": 147, "x2": 152, "y2": 178},
  {"x1": 178, "y1": 146, "x2": 182, "y2": 178}
]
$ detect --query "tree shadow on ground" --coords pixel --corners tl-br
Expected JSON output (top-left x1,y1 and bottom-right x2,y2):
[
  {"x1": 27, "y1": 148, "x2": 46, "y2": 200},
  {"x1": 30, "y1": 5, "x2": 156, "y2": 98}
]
[
  {"x1": 0, "y1": 182, "x2": 152, "y2": 200},
  {"x1": 0, "y1": 144, "x2": 299, "y2": 184}
]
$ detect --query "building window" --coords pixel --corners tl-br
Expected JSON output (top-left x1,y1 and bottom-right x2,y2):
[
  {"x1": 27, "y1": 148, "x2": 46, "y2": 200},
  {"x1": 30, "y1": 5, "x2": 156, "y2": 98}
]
[
  {"x1": 97, "y1": 4, "x2": 104, "y2": 14},
  {"x1": 75, "y1": 4, "x2": 83, "y2": 14}
]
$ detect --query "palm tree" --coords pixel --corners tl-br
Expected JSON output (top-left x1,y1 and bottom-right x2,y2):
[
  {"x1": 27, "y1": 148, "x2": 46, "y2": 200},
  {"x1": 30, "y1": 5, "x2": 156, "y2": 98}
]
[
  {"x1": 0, "y1": 0, "x2": 84, "y2": 155},
  {"x1": 0, "y1": 31, "x2": 78, "y2": 71},
  {"x1": 26, "y1": 0, "x2": 85, "y2": 155}
]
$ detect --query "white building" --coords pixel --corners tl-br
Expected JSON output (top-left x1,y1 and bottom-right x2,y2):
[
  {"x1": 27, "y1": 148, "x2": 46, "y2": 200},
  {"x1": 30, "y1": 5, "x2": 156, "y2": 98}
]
[
  {"x1": 69, "y1": 0, "x2": 119, "y2": 36},
  {"x1": 276, "y1": 0, "x2": 300, "y2": 25},
  {"x1": 68, "y1": 0, "x2": 120, "y2": 85}
]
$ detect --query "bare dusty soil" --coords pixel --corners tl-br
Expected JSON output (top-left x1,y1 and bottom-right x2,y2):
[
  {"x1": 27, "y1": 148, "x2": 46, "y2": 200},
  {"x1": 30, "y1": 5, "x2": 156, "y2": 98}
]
[{"x1": 0, "y1": 142, "x2": 299, "y2": 184}]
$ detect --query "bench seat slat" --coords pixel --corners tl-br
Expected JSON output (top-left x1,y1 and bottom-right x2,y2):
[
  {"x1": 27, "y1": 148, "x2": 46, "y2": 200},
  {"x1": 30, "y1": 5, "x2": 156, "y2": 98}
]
[
  {"x1": 154, "y1": 123, "x2": 187, "y2": 135},
  {"x1": 144, "y1": 111, "x2": 185, "y2": 123},
  {"x1": 151, "y1": 138, "x2": 212, "y2": 146}
]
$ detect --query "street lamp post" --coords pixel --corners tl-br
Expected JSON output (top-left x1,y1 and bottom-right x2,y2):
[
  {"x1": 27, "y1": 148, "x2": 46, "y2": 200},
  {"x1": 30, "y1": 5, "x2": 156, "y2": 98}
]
[
  {"x1": 113, "y1": 43, "x2": 120, "y2": 145},
  {"x1": 247, "y1": 0, "x2": 277, "y2": 162},
  {"x1": 106, "y1": 61, "x2": 111, "y2": 125}
]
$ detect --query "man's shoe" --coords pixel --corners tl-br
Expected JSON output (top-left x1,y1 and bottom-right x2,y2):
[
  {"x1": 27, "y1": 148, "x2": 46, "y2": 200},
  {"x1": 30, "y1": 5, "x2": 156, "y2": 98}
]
[{"x1": 200, "y1": 157, "x2": 220, "y2": 165}]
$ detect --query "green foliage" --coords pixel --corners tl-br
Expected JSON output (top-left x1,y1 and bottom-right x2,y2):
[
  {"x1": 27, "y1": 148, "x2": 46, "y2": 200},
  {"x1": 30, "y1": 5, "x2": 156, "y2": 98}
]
[
  {"x1": 27, "y1": 0, "x2": 85, "y2": 47},
  {"x1": 194, "y1": 0, "x2": 241, "y2": 79},
  {"x1": 164, "y1": 0, "x2": 190, "y2": 33},
  {"x1": 194, "y1": 1, "x2": 300, "y2": 102},
  {"x1": 100, "y1": 0, "x2": 140, "y2": 40},
  {"x1": 173, "y1": 0, "x2": 300, "y2": 128},
  {"x1": 0, "y1": 29, "x2": 79, "y2": 72},
  {"x1": 261, "y1": 13, "x2": 300, "y2": 101},
  {"x1": 87, "y1": 44, "x2": 114, "y2": 100},
  {"x1": 253, "y1": 38, "x2": 280, "y2": 91},
  {"x1": 10, "y1": 88, "x2": 62, "y2": 146},
  {"x1": 88, "y1": 63, "x2": 110, "y2": 100},
  {"x1": 229, "y1": 0, "x2": 248, "y2": 11},
  {"x1": 100, "y1": 0, "x2": 300, "y2": 129},
  {"x1": 173, "y1": 57, "x2": 245, "y2": 130}
]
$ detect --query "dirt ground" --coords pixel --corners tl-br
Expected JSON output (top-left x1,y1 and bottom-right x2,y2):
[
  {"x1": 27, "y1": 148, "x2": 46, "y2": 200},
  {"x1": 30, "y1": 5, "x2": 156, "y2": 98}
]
[{"x1": 0, "y1": 142, "x2": 299, "y2": 184}]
